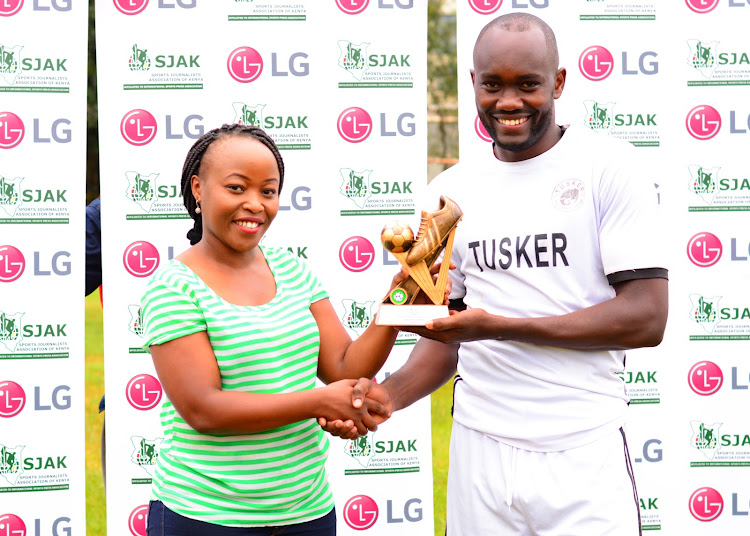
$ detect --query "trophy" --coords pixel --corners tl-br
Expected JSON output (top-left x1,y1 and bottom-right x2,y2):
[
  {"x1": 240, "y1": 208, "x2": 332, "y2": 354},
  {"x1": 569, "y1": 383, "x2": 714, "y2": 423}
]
[{"x1": 376, "y1": 195, "x2": 463, "y2": 326}]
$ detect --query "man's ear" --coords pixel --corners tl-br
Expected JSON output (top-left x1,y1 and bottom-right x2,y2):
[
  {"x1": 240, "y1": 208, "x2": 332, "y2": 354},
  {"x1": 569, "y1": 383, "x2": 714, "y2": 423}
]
[{"x1": 554, "y1": 68, "x2": 566, "y2": 99}]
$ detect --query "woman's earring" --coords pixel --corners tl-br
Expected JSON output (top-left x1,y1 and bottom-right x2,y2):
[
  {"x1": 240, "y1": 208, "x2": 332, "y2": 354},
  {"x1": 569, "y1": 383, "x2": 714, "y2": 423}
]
[{"x1": 195, "y1": 203, "x2": 201, "y2": 214}]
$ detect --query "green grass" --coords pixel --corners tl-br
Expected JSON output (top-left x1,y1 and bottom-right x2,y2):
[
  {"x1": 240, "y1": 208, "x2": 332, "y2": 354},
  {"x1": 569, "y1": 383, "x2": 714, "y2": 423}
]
[
  {"x1": 85, "y1": 292, "x2": 106, "y2": 534},
  {"x1": 83, "y1": 291, "x2": 451, "y2": 535}
]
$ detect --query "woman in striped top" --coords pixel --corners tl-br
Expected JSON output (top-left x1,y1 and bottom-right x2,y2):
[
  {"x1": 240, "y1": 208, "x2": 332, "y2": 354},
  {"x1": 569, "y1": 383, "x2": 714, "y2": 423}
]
[{"x1": 141, "y1": 124, "x2": 404, "y2": 535}]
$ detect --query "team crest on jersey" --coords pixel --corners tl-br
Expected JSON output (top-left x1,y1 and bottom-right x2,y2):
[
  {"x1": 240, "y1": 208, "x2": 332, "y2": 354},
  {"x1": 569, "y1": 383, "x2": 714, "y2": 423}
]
[{"x1": 551, "y1": 179, "x2": 585, "y2": 212}]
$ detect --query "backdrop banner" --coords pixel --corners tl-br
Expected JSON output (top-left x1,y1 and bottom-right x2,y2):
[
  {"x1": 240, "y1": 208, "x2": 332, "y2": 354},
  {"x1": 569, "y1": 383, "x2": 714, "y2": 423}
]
[
  {"x1": 0, "y1": 0, "x2": 88, "y2": 534},
  {"x1": 457, "y1": 1, "x2": 747, "y2": 534},
  {"x1": 95, "y1": 1, "x2": 433, "y2": 534}
]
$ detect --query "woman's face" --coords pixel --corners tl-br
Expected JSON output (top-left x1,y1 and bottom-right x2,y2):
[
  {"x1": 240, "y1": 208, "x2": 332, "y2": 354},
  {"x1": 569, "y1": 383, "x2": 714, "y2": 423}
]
[{"x1": 191, "y1": 135, "x2": 280, "y2": 255}]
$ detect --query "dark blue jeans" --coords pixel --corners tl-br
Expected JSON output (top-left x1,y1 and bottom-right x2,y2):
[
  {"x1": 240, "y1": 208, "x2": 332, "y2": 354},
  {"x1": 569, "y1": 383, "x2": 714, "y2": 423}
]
[{"x1": 147, "y1": 500, "x2": 336, "y2": 536}]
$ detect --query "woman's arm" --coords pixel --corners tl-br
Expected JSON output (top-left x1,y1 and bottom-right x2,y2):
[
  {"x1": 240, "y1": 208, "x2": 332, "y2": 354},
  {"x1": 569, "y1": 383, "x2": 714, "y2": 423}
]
[{"x1": 150, "y1": 330, "x2": 387, "y2": 435}]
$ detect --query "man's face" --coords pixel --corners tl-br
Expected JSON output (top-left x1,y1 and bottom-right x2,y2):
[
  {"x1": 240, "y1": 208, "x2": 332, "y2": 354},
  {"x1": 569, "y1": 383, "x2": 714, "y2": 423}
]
[{"x1": 471, "y1": 27, "x2": 565, "y2": 162}]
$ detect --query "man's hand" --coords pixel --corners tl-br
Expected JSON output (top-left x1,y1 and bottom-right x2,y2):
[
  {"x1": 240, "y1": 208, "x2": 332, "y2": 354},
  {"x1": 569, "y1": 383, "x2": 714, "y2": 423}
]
[
  {"x1": 403, "y1": 308, "x2": 495, "y2": 343},
  {"x1": 319, "y1": 378, "x2": 394, "y2": 440}
]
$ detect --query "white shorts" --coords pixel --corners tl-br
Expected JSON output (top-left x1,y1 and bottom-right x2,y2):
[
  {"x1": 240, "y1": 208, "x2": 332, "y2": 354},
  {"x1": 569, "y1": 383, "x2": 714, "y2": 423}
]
[{"x1": 446, "y1": 421, "x2": 641, "y2": 536}]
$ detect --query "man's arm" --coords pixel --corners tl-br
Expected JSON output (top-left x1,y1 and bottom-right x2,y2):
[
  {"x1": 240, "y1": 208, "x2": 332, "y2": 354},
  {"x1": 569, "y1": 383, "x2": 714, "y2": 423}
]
[{"x1": 406, "y1": 277, "x2": 667, "y2": 351}]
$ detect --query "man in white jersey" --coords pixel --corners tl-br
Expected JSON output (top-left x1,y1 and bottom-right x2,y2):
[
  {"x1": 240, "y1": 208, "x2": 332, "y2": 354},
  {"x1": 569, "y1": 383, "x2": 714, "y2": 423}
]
[{"x1": 326, "y1": 12, "x2": 668, "y2": 536}]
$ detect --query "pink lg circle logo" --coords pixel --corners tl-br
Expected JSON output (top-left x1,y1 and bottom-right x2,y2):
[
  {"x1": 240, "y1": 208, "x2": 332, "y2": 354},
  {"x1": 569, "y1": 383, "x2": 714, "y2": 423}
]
[
  {"x1": 339, "y1": 237, "x2": 375, "y2": 272},
  {"x1": 126, "y1": 374, "x2": 162, "y2": 411},
  {"x1": 579, "y1": 46, "x2": 614, "y2": 81},
  {"x1": 687, "y1": 232, "x2": 722, "y2": 267},
  {"x1": 475, "y1": 115, "x2": 492, "y2": 142},
  {"x1": 689, "y1": 487, "x2": 723, "y2": 521},
  {"x1": 335, "y1": 0, "x2": 369, "y2": 14},
  {"x1": 0, "y1": 245, "x2": 25, "y2": 283},
  {"x1": 344, "y1": 495, "x2": 379, "y2": 530},
  {"x1": 685, "y1": 0, "x2": 719, "y2": 13},
  {"x1": 686, "y1": 105, "x2": 721, "y2": 140},
  {"x1": 337, "y1": 107, "x2": 372, "y2": 143},
  {"x1": 121, "y1": 109, "x2": 157, "y2": 146},
  {"x1": 688, "y1": 361, "x2": 723, "y2": 396},
  {"x1": 468, "y1": 0, "x2": 502, "y2": 15},
  {"x1": 227, "y1": 47, "x2": 263, "y2": 83},
  {"x1": 113, "y1": 0, "x2": 148, "y2": 15},
  {"x1": 0, "y1": 0, "x2": 22, "y2": 16},
  {"x1": 128, "y1": 505, "x2": 149, "y2": 536},
  {"x1": 0, "y1": 514, "x2": 26, "y2": 534},
  {"x1": 123, "y1": 241, "x2": 160, "y2": 277},
  {"x1": 0, "y1": 112, "x2": 25, "y2": 149},
  {"x1": 0, "y1": 381, "x2": 26, "y2": 418}
]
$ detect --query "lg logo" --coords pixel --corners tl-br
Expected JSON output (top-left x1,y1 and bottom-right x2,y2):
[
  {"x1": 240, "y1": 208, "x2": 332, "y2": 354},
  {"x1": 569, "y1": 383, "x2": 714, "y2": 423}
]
[
  {"x1": 0, "y1": 380, "x2": 25, "y2": 417},
  {"x1": 123, "y1": 241, "x2": 160, "y2": 277},
  {"x1": 0, "y1": 111, "x2": 24, "y2": 149},
  {"x1": 335, "y1": 0, "x2": 413, "y2": 14},
  {"x1": 339, "y1": 237, "x2": 375, "y2": 272},
  {"x1": 467, "y1": 0, "x2": 547, "y2": 14},
  {"x1": 689, "y1": 487, "x2": 723, "y2": 521},
  {"x1": 475, "y1": 115, "x2": 492, "y2": 142},
  {"x1": 0, "y1": 0, "x2": 23, "y2": 16},
  {"x1": 579, "y1": 46, "x2": 613, "y2": 81},
  {"x1": 113, "y1": 0, "x2": 195, "y2": 15},
  {"x1": 687, "y1": 232, "x2": 722, "y2": 267},
  {"x1": 338, "y1": 107, "x2": 372, "y2": 143},
  {"x1": 126, "y1": 374, "x2": 162, "y2": 411},
  {"x1": 337, "y1": 107, "x2": 415, "y2": 143},
  {"x1": 0, "y1": 245, "x2": 25, "y2": 282},
  {"x1": 344, "y1": 495, "x2": 378, "y2": 530},
  {"x1": 686, "y1": 0, "x2": 720, "y2": 12},
  {"x1": 336, "y1": 0, "x2": 369, "y2": 14},
  {"x1": 121, "y1": 109, "x2": 157, "y2": 146},
  {"x1": 227, "y1": 46, "x2": 263, "y2": 83},
  {"x1": 128, "y1": 505, "x2": 148, "y2": 536},
  {"x1": 686, "y1": 105, "x2": 721, "y2": 140},
  {"x1": 688, "y1": 361, "x2": 723, "y2": 396}
]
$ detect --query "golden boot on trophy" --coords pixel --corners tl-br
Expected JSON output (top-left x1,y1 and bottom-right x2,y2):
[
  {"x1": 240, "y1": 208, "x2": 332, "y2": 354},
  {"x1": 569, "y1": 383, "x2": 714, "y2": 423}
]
[{"x1": 377, "y1": 195, "x2": 463, "y2": 326}]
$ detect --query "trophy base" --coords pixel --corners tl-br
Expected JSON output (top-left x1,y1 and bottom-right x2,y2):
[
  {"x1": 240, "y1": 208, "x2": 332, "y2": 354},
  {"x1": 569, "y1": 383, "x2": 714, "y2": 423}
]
[{"x1": 375, "y1": 304, "x2": 450, "y2": 326}]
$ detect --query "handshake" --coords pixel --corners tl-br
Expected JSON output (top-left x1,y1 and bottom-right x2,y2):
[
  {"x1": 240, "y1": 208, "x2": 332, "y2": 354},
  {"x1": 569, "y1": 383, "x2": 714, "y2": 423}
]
[{"x1": 317, "y1": 378, "x2": 393, "y2": 440}]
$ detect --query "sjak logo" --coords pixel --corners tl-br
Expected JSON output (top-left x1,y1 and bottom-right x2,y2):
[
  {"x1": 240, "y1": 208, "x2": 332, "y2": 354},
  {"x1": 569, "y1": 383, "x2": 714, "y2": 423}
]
[
  {"x1": 584, "y1": 101, "x2": 614, "y2": 131},
  {"x1": 0, "y1": 43, "x2": 23, "y2": 85},
  {"x1": 687, "y1": 40, "x2": 718, "y2": 79},
  {"x1": 128, "y1": 305, "x2": 144, "y2": 337},
  {"x1": 129, "y1": 44, "x2": 151, "y2": 71},
  {"x1": 345, "y1": 434, "x2": 376, "y2": 467},
  {"x1": 0, "y1": 310, "x2": 24, "y2": 352},
  {"x1": 691, "y1": 420, "x2": 722, "y2": 459},
  {"x1": 131, "y1": 436, "x2": 162, "y2": 475},
  {"x1": 0, "y1": 175, "x2": 23, "y2": 216},
  {"x1": 125, "y1": 172, "x2": 158, "y2": 213},
  {"x1": 0, "y1": 443, "x2": 24, "y2": 485},
  {"x1": 233, "y1": 102, "x2": 265, "y2": 127},
  {"x1": 689, "y1": 294, "x2": 721, "y2": 333},
  {"x1": 339, "y1": 168, "x2": 372, "y2": 208},
  {"x1": 341, "y1": 299, "x2": 374, "y2": 336},
  {"x1": 688, "y1": 165, "x2": 720, "y2": 204},
  {"x1": 338, "y1": 41, "x2": 369, "y2": 81}
]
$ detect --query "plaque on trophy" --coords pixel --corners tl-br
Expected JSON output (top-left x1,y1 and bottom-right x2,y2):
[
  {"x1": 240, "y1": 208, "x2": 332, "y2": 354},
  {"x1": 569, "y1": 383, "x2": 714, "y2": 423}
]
[{"x1": 376, "y1": 195, "x2": 463, "y2": 326}]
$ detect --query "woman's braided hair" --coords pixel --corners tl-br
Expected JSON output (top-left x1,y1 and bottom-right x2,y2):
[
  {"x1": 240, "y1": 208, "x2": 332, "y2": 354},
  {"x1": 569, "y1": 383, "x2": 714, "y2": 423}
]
[{"x1": 181, "y1": 123, "x2": 285, "y2": 245}]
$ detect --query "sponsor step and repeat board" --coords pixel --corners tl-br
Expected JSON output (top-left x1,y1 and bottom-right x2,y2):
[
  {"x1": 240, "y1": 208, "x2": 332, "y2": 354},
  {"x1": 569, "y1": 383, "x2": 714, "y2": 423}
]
[
  {"x1": 0, "y1": 0, "x2": 89, "y2": 535},
  {"x1": 95, "y1": 1, "x2": 432, "y2": 535},
  {"x1": 2, "y1": 0, "x2": 749, "y2": 534},
  {"x1": 455, "y1": 1, "x2": 746, "y2": 534}
]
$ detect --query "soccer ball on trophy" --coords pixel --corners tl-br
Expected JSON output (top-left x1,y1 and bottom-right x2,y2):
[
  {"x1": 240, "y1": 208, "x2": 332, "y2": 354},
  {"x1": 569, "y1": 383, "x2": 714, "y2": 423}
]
[{"x1": 381, "y1": 221, "x2": 415, "y2": 254}]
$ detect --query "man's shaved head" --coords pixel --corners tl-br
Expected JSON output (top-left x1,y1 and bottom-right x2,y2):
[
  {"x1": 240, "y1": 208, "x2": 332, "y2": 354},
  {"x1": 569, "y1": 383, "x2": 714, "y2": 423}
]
[{"x1": 475, "y1": 12, "x2": 559, "y2": 70}]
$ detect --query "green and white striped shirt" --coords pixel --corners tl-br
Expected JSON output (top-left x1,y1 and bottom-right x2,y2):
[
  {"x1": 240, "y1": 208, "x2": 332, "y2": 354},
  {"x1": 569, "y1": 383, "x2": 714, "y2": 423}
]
[{"x1": 141, "y1": 246, "x2": 334, "y2": 527}]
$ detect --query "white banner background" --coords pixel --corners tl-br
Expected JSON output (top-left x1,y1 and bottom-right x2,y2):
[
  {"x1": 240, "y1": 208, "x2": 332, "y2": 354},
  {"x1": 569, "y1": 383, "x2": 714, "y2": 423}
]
[
  {"x1": 0, "y1": 0, "x2": 88, "y2": 534},
  {"x1": 96, "y1": 1, "x2": 432, "y2": 534}
]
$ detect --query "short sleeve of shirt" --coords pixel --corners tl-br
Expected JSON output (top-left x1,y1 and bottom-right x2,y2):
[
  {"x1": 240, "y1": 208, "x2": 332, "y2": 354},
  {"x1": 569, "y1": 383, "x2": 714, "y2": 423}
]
[
  {"x1": 141, "y1": 268, "x2": 206, "y2": 348},
  {"x1": 294, "y1": 254, "x2": 328, "y2": 304},
  {"x1": 596, "y1": 148, "x2": 667, "y2": 276}
]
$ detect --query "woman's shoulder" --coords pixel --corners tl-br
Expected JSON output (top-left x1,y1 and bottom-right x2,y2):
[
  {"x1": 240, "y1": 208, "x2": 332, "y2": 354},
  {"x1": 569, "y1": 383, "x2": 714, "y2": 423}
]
[{"x1": 146, "y1": 259, "x2": 198, "y2": 290}]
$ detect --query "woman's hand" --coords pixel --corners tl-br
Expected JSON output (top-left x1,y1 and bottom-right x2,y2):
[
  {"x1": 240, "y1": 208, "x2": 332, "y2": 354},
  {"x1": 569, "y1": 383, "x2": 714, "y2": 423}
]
[{"x1": 319, "y1": 379, "x2": 391, "y2": 436}]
